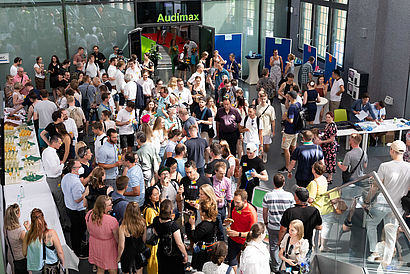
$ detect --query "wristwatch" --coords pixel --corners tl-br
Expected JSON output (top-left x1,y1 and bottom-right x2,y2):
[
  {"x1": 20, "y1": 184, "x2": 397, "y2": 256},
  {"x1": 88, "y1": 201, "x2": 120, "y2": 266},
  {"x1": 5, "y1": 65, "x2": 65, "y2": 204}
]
[{"x1": 239, "y1": 232, "x2": 242, "y2": 237}]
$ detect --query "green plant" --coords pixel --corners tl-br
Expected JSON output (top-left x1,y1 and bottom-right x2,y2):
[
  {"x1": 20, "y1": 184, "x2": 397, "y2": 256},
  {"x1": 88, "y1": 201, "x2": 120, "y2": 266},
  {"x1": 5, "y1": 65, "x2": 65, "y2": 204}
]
[{"x1": 148, "y1": 44, "x2": 162, "y2": 65}]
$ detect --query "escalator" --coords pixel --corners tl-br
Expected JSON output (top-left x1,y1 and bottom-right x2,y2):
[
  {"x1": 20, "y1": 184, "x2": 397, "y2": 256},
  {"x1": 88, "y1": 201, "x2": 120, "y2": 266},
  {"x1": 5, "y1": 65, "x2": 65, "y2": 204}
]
[{"x1": 308, "y1": 172, "x2": 410, "y2": 274}]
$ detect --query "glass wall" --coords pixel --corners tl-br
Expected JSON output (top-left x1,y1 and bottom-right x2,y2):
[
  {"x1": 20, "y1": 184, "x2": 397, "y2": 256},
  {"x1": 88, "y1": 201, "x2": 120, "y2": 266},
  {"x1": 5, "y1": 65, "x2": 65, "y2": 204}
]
[
  {"x1": 202, "y1": 0, "x2": 260, "y2": 76},
  {"x1": 65, "y1": 3, "x2": 134, "y2": 61},
  {"x1": 0, "y1": 6, "x2": 66, "y2": 83}
]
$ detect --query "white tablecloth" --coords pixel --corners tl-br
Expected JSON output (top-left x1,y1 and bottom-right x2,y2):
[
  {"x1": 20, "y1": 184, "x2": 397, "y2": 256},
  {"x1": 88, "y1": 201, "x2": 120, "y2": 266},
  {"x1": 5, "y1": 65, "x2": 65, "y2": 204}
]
[
  {"x1": 4, "y1": 121, "x2": 79, "y2": 271},
  {"x1": 337, "y1": 119, "x2": 410, "y2": 152}
]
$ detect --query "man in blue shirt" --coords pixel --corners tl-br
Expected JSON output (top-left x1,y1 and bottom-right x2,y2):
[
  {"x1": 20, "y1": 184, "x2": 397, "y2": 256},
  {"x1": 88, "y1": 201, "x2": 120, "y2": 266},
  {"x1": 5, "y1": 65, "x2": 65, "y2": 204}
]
[
  {"x1": 175, "y1": 143, "x2": 187, "y2": 177},
  {"x1": 97, "y1": 128, "x2": 122, "y2": 189},
  {"x1": 111, "y1": 176, "x2": 130, "y2": 224},
  {"x1": 279, "y1": 91, "x2": 302, "y2": 172},
  {"x1": 350, "y1": 93, "x2": 377, "y2": 122},
  {"x1": 156, "y1": 86, "x2": 170, "y2": 118},
  {"x1": 61, "y1": 160, "x2": 89, "y2": 257},
  {"x1": 123, "y1": 152, "x2": 145, "y2": 205},
  {"x1": 287, "y1": 130, "x2": 324, "y2": 187}
]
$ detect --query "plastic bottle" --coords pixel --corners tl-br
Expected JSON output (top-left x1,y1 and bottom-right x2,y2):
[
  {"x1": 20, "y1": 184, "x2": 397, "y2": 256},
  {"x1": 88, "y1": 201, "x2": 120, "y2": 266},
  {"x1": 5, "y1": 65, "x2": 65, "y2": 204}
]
[{"x1": 20, "y1": 185, "x2": 25, "y2": 198}]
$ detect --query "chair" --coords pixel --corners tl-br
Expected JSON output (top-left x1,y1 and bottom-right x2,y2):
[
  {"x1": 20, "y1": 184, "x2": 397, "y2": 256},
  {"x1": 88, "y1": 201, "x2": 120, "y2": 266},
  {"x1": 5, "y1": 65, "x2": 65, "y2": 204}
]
[{"x1": 334, "y1": 109, "x2": 347, "y2": 122}]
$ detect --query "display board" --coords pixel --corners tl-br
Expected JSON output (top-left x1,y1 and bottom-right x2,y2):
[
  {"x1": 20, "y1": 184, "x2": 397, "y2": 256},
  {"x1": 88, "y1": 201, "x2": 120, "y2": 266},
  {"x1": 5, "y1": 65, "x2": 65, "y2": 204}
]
[
  {"x1": 303, "y1": 44, "x2": 317, "y2": 70},
  {"x1": 215, "y1": 33, "x2": 242, "y2": 71},
  {"x1": 264, "y1": 37, "x2": 292, "y2": 72},
  {"x1": 251, "y1": 186, "x2": 270, "y2": 223},
  {"x1": 325, "y1": 52, "x2": 337, "y2": 84}
]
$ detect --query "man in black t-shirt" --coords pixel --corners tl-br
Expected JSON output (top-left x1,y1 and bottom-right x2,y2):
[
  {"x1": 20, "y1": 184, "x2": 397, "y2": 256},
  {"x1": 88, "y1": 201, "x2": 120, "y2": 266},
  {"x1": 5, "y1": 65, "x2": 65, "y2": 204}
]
[
  {"x1": 239, "y1": 143, "x2": 269, "y2": 202},
  {"x1": 40, "y1": 109, "x2": 64, "y2": 147},
  {"x1": 180, "y1": 160, "x2": 211, "y2": 245},
  {"x1": 91, "y1": 45, "x2": 107, "y2": 72},
  {"x1": 205, "y1": 143, "x2": 230, "y2": 178},
  {"x1": 181, "y1": 160, "x2": 212, "y2": 212},
  {"x1": 279, "y1": 187, "x2": 322, "y2": 249}
]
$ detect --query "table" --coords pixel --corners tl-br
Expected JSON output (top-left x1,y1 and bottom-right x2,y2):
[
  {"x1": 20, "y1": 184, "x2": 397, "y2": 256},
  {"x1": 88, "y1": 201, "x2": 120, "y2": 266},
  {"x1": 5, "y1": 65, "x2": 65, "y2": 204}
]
[
  {"x1": 313, "y1": 97, "x2": 328, "y2": 124},
  {"x1": 245, "y1": 55, "x2": 262, "y2": 85},
  {"x1": 3, "y1": 111, "x2": 79, "y2": 271},
  {"x1": 337, "y1": 119, "x2": 410, "y2": 153}
]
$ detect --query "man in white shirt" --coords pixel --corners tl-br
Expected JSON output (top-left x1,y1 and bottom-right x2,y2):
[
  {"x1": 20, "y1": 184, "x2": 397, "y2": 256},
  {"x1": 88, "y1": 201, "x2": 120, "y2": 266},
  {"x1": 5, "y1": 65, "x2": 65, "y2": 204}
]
[
  {"x1": 187, "y1": 63, "x2": 205, "y2": 90},
  {"x1": 174, "y1": 78, "x2": 193, "y2": 108},
  {"x1": 116, "y1": 101, "x2": 137, "y2": 154},
  {"x1": 256, "y1": 91, "x2": 276, "y2": 163},
  {"x1": 42, "y1": 135, "x2": 69, "y2": 229},
  {"x1": 137, "y1": 71, "x2": 155, "y2": 99},
  {"x1": 62, "y1": 109, "x2": 78, "y2": 145},
  {"x1": 125, "y1": 60, "x2": 141, "y2": 81},
  {"x1": 10, "y1": 57, "x2": 22, "y2": 76},
  {"x1": 329, "y1": 69, "x2": 345, "y2": 112},
  {"x1": 123, "y1": 73, "x2": 137, "y2": 103},
  {"x1": 239, "y1": 105, "x2": 264, "y2": 156},
  {"x1": 107, "y1": 57, "x2": 118, "y2": 88},
  {"x1": 364, "y1": 140, "x2": 410, "y2": 268},
  {"x1": 92, "y1": 121, "x2": 106, "y2": 159},
  {"x1": 34, "y1": 89, "x2": 58, "y2": 149},
  {"x1": 85, "y1": 55, "x2": 100, "y2": 79}
]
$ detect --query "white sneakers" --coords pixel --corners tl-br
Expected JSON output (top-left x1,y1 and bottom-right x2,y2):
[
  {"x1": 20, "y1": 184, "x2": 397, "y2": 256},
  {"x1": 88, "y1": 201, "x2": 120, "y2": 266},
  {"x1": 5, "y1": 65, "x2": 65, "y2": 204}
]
[{"x1": 262, "y1": 152, "x2": 268, "y2": 163}]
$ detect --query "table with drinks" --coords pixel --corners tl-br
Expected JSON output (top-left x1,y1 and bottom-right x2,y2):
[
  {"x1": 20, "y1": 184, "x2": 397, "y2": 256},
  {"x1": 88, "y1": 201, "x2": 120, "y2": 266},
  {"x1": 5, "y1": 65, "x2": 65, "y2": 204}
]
[{"x1": 3, "y1": 108, "x2": 78, "y2": 271}]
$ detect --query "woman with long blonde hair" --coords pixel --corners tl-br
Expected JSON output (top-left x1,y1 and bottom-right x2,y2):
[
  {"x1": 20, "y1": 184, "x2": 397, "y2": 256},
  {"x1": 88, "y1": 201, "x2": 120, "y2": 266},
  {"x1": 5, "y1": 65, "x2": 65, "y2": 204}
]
[
  {"x1": 152, "y1": 116, "x2": 168, "y2": 159},
  {"x1": 167, "y1": 76, "x2": 178, "y2": 93},
  {"x1": 86, "y1": 195, "x2": 119, "y2": 274},
  {"x1": 5, "y1": 204, "x2": 28, "y2": 274},
  {"x1": 117, "y1": 202, "x2": 147, "y2": 274},
  {"x1": 22, "y1": 208, "x2": 64, "y2": 274}
]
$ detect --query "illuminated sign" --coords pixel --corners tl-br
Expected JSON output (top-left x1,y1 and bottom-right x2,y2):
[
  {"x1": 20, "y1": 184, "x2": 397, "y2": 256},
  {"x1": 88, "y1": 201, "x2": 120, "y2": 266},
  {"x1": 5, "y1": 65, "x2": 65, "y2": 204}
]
[{"x1": 157, "y1": 13, "x2": 200, "y2": 23}]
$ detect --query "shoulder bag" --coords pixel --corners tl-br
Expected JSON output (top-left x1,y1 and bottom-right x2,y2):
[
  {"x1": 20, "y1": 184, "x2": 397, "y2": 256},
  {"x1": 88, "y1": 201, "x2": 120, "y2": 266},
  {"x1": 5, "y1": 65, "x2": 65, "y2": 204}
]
[
  {"x1": 342, "y1": 149, "x2": 364, "y2": 183},
  {"x1": 42, "y1": 236, "x2": 64, "y2": 274}
]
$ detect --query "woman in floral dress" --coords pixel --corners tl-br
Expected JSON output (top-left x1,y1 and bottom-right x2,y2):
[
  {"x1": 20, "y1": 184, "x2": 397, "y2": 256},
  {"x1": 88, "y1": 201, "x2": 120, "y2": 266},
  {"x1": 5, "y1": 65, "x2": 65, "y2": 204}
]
[{"x1": 315, "y1": 112, "x2": 338, "y2": 184}]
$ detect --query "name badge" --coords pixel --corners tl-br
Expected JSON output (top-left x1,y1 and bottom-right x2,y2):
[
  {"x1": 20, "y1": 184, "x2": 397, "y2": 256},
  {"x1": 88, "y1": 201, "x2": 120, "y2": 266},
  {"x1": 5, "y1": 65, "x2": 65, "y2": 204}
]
[
  {"x1": 189, "y1": 185, "x2": 198, "y2": 190},
  {"x1": 243, "y1": 163, "x2": 247, "y2": 167}
]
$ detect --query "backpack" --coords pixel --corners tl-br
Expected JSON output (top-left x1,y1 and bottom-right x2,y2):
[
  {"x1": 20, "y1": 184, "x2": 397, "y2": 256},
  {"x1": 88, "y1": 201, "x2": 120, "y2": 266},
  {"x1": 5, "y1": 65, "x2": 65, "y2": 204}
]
[
  {"x1": 294, "y1": 102, "x2": 306, "y2": 131},
  {"x1": 70, "y1": 107, "x2": 84, "y2": 131},
  {"x1": 160, "y1": 222, "x2": 177, "y2": 256},
  {"x1": 227, "y1": 155, "x2": 241, "y2": 178},
  {"x1": 154, "y1": 181, "x2": 179, "y2": 194},
  {"x1": 243, "y1": 116, "x2": 260, "y2": 130},
  {"x1": 108, "y1": 191, "x2": 127, "y2": 223}
]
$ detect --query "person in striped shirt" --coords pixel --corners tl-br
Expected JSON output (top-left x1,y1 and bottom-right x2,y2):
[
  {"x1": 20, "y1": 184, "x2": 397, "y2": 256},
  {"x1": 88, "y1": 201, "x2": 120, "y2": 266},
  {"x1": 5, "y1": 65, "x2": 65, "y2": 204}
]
[{"x1": 262, "y1": 174, "x2": 295, "y2": 272}]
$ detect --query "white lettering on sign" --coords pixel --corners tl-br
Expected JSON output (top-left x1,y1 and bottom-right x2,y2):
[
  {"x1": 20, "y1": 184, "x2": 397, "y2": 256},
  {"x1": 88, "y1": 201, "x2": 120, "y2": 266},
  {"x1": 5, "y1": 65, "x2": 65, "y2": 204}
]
[
  {"x1": 225, "y1": 34, "x2": 232, "y2": 41},
  {"x1": 0, "y1": 53, "x2": 10, "y2": 64}
]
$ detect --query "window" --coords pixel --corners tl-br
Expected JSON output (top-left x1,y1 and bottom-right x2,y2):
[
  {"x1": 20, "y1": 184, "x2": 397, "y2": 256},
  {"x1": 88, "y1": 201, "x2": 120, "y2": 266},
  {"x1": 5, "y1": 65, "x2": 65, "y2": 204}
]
[
  {"x1": 299, "y1": 0, "x2": 348, "y2": 66},
  {"x1": 332, "y1": 9, "x2": 347, "y2": 66},
  {"x1": 299, "y1": 2, "x2": 313, "y2": 47},
  {"x1": 264, "y1": 0, "x2": 275, "y2": 37},
  {"x1": 314, "y1": 5, "x2": 329, "y2": 58},
  {"x1": 245, "y1": 0, "x2": 256, "y2": 36}
]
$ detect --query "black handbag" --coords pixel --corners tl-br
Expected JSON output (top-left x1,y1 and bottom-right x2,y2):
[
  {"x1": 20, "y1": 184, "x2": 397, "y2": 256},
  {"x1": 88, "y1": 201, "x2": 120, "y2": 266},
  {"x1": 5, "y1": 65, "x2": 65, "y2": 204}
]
[
  {"x1": 42, "y1": 238, "x2": 63, "y2": 274},
  {"x1": 342, "y1": 150, "x2": 364, "y2": 183},
  {"x1": 136, "y1": 246, "x2": 151, "y2": 267},
  {"x1": 146, "y1": 224, "x2": 159, "y2": 246}
]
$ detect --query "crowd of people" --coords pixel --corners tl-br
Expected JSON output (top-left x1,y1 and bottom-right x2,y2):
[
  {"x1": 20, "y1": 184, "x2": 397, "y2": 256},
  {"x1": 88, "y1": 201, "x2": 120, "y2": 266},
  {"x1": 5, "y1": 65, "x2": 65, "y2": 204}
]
[{"x1": 3, "y1": 43, "x2": 410, "y2": 274}]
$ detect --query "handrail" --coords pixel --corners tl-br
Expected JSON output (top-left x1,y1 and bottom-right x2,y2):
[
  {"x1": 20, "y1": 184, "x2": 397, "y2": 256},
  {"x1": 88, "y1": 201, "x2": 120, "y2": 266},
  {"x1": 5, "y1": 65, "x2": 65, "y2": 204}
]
[
  {"x1": 321, "y1": 171, "x2": 410, "y2": 241},
  {"x1": 321, "y1": 173, "x2": 374, "y2": 195}
]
